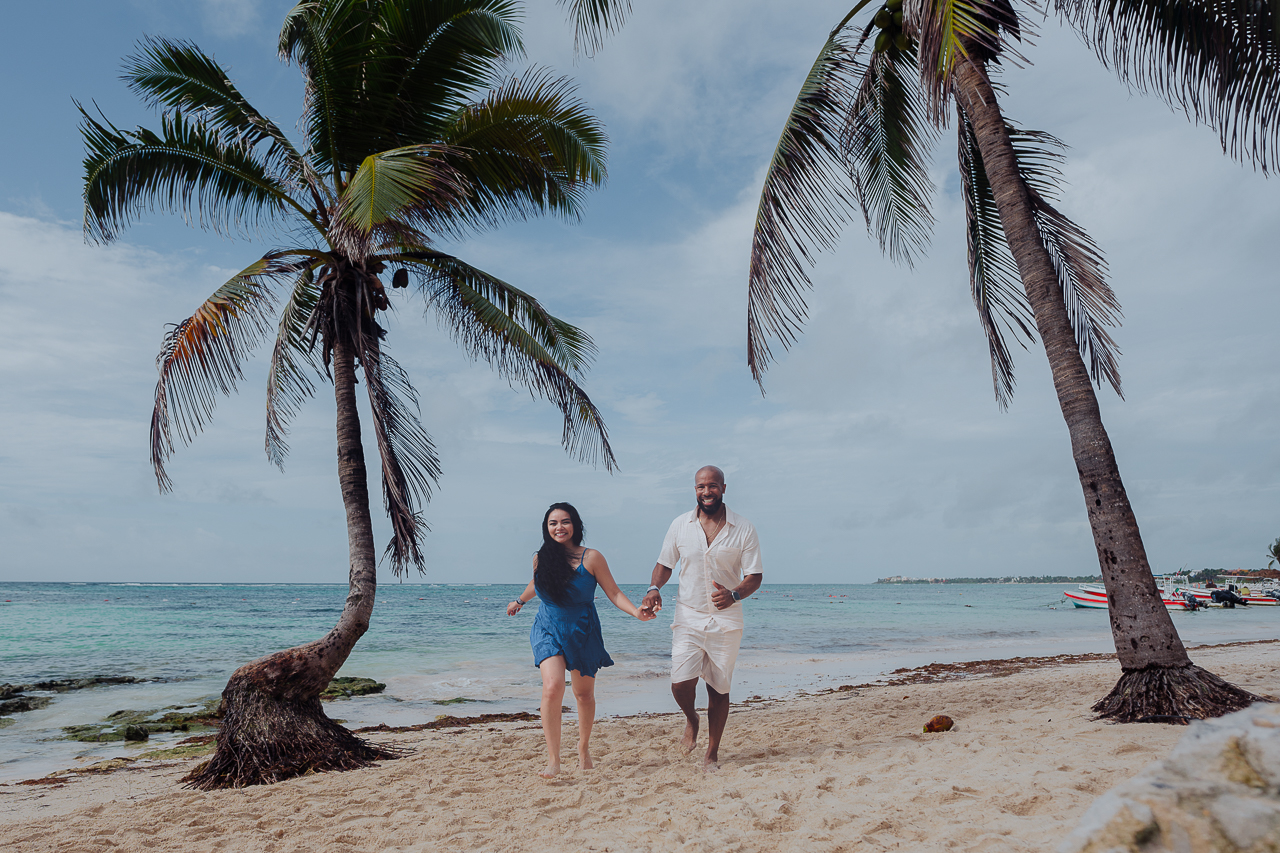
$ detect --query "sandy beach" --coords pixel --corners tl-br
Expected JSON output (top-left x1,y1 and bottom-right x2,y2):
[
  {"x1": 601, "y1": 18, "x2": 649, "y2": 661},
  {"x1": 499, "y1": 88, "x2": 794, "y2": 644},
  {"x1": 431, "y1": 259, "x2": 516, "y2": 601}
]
[{"x1": 1, "y1": 641, "x2": 1275, "y2": 853}]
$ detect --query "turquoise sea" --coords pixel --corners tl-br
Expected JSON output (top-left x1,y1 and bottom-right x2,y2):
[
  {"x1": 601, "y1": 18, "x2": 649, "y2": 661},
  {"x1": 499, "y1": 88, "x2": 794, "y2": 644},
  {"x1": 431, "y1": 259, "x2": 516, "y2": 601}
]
[{"x1": 2, "y1": 581, "x2": 1277, "y2": 782}]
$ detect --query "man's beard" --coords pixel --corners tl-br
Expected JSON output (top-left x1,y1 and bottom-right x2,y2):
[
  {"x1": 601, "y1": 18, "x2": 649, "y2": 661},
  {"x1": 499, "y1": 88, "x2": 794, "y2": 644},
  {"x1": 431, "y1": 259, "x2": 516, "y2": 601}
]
[{"x1": 696, "y1": 496, "x2": 724, "y2": 517}]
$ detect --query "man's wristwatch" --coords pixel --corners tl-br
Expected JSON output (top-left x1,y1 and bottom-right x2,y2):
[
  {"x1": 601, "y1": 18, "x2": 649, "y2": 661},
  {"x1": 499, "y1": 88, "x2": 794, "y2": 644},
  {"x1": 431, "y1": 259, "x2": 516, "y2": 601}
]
[
  {"x1": 646, "y1": 585, "x2": 661, "y2": 594},
  {"x1": 731, "y1": 589, "x2": 743, "y2": 601}
]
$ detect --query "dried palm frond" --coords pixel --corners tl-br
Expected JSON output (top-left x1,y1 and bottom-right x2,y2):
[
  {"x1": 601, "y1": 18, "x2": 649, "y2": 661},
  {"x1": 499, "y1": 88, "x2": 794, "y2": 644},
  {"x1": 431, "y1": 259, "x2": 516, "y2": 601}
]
[{"x1": 151, "y1": 254, "x2": 310, "y2": 490}]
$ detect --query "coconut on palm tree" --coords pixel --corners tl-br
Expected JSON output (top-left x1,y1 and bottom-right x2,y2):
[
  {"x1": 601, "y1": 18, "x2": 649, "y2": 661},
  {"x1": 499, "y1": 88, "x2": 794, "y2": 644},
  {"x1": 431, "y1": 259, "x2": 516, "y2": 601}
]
[
  {"x1": 80, "y1": 0, "x2": 615, "y2": 788},
  {"x1": 565, "y1": 0, "x2": 1276, "y2": 721}
]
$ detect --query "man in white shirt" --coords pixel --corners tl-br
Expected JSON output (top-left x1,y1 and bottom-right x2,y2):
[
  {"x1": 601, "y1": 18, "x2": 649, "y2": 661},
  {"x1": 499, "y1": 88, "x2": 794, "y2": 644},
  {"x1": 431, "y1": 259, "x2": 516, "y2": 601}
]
[{"x1": 641, "y1": 465, "x2": 763, "y2": 771}]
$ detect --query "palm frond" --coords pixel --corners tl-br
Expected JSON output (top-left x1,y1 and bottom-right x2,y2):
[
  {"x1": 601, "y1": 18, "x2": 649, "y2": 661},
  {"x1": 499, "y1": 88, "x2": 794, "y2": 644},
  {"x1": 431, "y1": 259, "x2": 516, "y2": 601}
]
[
  {"x1": 122, "y1": 36, "x2": 306, "y2": 179},
  {"x1": 957, "y1": 104, "x2": 1035, "y2": 407},
  {"x1": 438, "y1": 69, "x2": 608, "y2": 232},
  {"x1": 376, "y1": 0, "x2": 523, "y2": 140},
  {"x1": 845, "y1": 40, "x2": 940, "y2": 268},
  {"x1": 1053, "y1": 0, "x2": 1280, "y2": 172},
  {"x1": 397, "y1": 251, "x2": 615, "y2": 470},
  {"x1": 151, "y1": 255, "x2": 308, "y2": 491},
  {"x1": 915, "y1": 0, "x2": 1022, "y2": 121},
  {"x1": 331, "y1": 144, "x2": 471, "y2": 257},
  {"x1": 79, "y1": 104, "x2": 300, "y2": 243},
  {"x1": 358, "y1": 339, "x2": 440, "y2": 574},
  {"x1": 747, "y1": 24, "x2": 865, "y2": 384},
  {"x1": 956, "y1": 112, "x2": 1124, "y2": 404},
  {"x1": 1005, "y1": 123, "x2": 1123, "y2": 396},
  {"x1": 280, "y1": 0, "x2": 394, "y2": 180},
  {"x1": 265, "y1": 267, "x2": 327, "y2": 469},
  {"x1": 557, "y1": 0, "x2": 632, "y2": 54}
]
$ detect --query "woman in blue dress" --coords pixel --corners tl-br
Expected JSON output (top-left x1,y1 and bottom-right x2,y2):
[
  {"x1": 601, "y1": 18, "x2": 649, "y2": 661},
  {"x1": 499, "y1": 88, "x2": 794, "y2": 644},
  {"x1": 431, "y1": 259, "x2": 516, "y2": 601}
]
[{"x1": 507, "y1": 502, "x2": 653, "y2": 777}]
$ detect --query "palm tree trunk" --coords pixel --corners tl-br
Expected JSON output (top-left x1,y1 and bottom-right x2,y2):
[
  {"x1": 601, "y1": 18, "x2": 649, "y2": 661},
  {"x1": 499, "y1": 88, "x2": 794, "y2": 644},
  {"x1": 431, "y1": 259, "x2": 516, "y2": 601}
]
[
  {"x1": 184, "y1": 307, "x2": 398, "y2": 789},
  {"x1": 952, "y1": 58, "x2": 1264, "y2": 722}
]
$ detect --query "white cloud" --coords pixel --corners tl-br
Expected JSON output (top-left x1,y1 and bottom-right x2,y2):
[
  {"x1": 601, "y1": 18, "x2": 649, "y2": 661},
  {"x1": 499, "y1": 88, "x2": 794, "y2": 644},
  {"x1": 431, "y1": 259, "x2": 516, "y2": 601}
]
[{"x1": 199, "y1": 0, "x2": 262, "y2": 37}]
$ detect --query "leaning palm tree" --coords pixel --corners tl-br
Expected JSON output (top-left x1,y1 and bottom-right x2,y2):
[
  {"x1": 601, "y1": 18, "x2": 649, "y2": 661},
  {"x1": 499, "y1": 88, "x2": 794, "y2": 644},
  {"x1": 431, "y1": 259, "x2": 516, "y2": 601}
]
[
  {"x1": 743, "y1": 0, "x2": 1276, "y2": 722},
  {"x1": 566, "y1": 0, "x2": 1277, "y2": 721},
  {"x1": 80, "y1": 0, "x2": 614, "y2": 788},
  {"x1": 1267, "y1": 537, "x2": 1280, "y2": 569}
]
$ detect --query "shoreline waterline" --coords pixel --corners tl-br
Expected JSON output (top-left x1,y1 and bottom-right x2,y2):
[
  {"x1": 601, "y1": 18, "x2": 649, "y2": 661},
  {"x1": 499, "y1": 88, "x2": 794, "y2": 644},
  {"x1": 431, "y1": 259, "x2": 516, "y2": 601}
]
[{"x1": 3, "y1": 581, "x2": 1278, "y2": 783}]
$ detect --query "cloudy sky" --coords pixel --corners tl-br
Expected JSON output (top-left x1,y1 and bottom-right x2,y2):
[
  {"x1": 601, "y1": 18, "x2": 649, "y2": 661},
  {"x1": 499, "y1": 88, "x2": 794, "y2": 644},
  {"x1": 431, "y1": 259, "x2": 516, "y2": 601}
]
[{"x1": 1, "y1": 0, "x2": 1276, "y2": 586}]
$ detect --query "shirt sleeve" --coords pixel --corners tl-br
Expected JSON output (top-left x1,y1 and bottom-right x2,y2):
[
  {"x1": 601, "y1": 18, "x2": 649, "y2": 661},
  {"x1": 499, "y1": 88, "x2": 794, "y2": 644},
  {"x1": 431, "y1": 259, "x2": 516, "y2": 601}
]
[
  {"x1": 657, "y1": 516, "x2": 681, "y2": 569},
  {"x1": 740, "y1": 523, "x2": 763, "y2": 576}
]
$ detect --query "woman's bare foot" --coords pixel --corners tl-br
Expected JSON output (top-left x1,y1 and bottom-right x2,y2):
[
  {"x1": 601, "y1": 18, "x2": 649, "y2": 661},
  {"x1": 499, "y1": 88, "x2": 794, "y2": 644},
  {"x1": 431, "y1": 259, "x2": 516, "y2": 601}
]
[
  {"x1": 680, "y1": 719, "x2": 698, "y2": 754},
  {"x1": 579, "y1": 747, "x2": 594, "y2": 770},
  {"x1": 538, "y1": 763, "x2": 560, "y2": 778}
]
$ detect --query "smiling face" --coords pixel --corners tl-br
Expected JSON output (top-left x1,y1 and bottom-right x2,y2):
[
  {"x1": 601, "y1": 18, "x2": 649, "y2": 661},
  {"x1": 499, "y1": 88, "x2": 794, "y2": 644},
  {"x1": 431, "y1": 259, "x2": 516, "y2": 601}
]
[
  {"x1": 694, "y1": 466, "x2": 726, "y2": 516},
  {"x1": 546, "y1": 509, "x2": 575, "y2": 546}
]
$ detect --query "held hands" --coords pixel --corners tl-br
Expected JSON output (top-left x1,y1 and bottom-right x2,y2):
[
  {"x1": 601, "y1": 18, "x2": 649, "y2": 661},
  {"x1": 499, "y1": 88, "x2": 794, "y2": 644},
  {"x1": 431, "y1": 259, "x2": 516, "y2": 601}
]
[
  {"x1": 639, "y1": 590, "x2": 662, "y2": 619},
  {"x1": 634, "y1": 605, "x2": 657, "y2": 622},
  {"x1": 711, "y1": 582, "x2": 736, "y2": 610}
]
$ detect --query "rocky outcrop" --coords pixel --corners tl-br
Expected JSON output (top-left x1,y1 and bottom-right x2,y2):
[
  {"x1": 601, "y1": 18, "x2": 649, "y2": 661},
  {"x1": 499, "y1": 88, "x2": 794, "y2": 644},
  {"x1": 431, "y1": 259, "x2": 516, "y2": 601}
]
[
  {"x1": 0, "y1": 677, "x2": 155, "y2": 718},
  {"x1": 61, "y1": 699, "x2": 222, "y2": 742},
  {"x1": 319, "y1": 676, "x2": 386, "y2": 700},
  {"x1": 1060, "y1": 702, "x2": 1280, "y2": 853}
]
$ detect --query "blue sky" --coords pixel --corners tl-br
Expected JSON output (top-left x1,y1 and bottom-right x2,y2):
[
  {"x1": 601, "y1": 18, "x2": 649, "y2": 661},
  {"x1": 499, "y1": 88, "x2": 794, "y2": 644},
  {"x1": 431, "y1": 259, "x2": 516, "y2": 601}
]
[{"x1": 1, "y1": 0, "x2": 1277, "y2": 585}]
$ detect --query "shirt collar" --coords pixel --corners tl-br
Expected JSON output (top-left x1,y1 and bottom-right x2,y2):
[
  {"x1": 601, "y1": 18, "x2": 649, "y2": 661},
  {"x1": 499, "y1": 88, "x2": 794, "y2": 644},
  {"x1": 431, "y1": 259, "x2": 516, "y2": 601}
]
[{"x1": 688, "y1": 506, "x2": 735, "y2": 526}]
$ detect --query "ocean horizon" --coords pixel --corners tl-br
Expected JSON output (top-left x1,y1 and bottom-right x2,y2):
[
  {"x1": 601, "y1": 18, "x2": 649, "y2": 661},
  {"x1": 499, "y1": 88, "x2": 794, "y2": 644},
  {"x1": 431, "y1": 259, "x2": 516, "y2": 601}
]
[{"x1": 2, "y1": 580, "x2": 1277, "y2": 782}]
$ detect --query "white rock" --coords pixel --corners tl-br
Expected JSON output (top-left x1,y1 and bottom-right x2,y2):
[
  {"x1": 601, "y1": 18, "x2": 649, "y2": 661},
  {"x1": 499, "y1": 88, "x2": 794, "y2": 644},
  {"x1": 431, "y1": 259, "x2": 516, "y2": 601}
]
[{"x1": 1060, "y1": 702, "x2": 1280, "y2": 853}]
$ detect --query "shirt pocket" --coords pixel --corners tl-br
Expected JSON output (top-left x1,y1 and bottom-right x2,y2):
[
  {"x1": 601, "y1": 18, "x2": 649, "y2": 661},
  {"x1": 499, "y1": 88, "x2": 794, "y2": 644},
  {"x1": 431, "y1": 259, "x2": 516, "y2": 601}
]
[{"x1": 714, "y1": 546, "x2": 742, "y2": 572}]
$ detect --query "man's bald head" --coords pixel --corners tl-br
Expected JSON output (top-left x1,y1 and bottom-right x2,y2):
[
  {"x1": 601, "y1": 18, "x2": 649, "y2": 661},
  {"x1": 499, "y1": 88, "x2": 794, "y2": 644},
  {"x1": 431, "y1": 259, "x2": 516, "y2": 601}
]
[
  {"x1": 695, "y1": 465, "x2": 725, "y2": 485},
  {"x1": 694, "y1": 466, "x2": 726, "y2": 517}
]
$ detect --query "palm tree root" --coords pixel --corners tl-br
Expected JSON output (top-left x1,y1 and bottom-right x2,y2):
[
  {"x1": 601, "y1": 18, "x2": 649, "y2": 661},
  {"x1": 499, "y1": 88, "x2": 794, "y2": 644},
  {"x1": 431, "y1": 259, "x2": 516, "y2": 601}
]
[
  {"x1": 183, "y1": 665, "x2": 401, "y2": 790},
  {"x1": 1092, "y1": 663, "x2": 1272, "y2": 724}
]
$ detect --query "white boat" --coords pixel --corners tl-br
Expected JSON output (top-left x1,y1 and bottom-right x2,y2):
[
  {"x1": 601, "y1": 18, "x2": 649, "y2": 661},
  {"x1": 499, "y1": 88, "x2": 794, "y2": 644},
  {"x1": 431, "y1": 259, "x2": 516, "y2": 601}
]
[
  {"x1": 1064, "y1": 588, "x2": 1108, "y2": 609},
  {"x1": 1172, "y1": 583, "x2": 1278, "y2": 607},
  {"x1": 1068, "y1": 572, "x2": 1280, "y2": 609},
  {"x1": 1064, "y1": 584, "x2": 1198, "y2": 611}
]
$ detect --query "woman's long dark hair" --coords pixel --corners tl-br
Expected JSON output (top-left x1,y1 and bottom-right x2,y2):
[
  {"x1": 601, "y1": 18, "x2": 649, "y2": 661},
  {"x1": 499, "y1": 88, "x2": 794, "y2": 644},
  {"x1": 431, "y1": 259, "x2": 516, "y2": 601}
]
[{"x1": 535, "y1": 502, "x2": 585, "y2": 605}]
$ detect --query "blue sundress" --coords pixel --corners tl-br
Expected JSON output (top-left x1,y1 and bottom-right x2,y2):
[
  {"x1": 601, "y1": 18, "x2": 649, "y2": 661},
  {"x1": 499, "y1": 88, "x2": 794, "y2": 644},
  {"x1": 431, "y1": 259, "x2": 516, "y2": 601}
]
[{"x1": 530, "y1": 557, "x2": 614, "y2": 677}]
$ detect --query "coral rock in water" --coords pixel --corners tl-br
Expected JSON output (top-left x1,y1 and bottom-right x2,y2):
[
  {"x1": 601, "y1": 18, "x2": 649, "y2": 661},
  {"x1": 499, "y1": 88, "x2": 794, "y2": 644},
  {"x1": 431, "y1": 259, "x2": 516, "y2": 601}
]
[
  {"x1": 1060, "y1": 702, "x2": 1280, "y2": 853},
  {"x1": 924, "y1": 715, "x2": 954, "y2": 733}
]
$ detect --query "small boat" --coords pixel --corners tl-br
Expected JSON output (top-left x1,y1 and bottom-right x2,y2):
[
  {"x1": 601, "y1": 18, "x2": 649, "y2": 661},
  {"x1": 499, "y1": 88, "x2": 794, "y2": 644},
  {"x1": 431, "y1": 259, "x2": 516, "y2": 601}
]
[
  {"x1": 1163, "y1": 573, "x2": 1279, "y2": 607},
  {"x1": 1064, "y1": 588, "x2": 1108, "y2": 609},
  {"x1": 1064, "y1": 584, "x2": 1198, "y2": 611},
  {"x1": 1173, "y1": 586, "x2": 1278, "y2": 607}
]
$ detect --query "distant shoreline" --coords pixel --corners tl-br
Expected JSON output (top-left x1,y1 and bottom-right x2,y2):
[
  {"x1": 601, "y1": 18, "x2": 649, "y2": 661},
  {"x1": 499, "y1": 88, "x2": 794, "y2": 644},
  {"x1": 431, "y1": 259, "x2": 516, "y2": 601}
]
[{"x1": 875, "y1": 576, "x2": 1102, "y2": 584}]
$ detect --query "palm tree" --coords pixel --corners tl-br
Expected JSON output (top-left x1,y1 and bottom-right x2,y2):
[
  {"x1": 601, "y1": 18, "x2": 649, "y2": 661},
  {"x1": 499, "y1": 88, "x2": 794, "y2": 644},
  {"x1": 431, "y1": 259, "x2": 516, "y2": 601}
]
[
  {"x1": 1267, "y1": 537, "x2": 1280, "y2": 569},
  {"x1": 565, "y1": 0, "x2": 1276, "y2": 721},
  {"x1": 744, "y1": 0, "x2": 1276, "y2": 722},
  {"x1": 80, "y1": 0, "x2": 615, "y2": 788}
]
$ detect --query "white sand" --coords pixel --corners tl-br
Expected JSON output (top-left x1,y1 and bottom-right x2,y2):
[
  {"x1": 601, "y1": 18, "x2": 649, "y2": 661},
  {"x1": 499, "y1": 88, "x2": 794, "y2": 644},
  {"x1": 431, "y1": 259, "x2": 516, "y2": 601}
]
[{"x1": 2, "y1": 642, "x2": 1276, "y2": 853}]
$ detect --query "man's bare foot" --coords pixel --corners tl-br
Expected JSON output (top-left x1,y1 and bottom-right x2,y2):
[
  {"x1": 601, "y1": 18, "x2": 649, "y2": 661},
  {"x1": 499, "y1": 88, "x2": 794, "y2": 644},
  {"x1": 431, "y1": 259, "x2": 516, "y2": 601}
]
[
  {"x1": 680, "y1": 719, "x2": 698, "y2": 754},
  {"x1": 702, "y1": 751, "x2": 720, "y2": 773},
  {"x1": 538, "y1": 763, "x2": 560, "y2": 778}
]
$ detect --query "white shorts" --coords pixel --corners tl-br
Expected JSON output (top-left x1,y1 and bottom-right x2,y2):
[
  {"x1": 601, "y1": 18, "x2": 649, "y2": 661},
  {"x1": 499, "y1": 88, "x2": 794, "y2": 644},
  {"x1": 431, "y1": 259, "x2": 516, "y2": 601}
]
[{"x1": 671, "y1": 623, "x2": 743, "y2": 694}]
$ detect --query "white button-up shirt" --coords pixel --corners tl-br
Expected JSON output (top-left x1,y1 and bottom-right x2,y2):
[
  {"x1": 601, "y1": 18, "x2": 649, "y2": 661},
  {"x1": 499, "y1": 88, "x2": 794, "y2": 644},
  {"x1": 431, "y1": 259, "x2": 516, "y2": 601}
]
[{"x1": 657, "y1": 506, "x2": 763, "y2": 632}]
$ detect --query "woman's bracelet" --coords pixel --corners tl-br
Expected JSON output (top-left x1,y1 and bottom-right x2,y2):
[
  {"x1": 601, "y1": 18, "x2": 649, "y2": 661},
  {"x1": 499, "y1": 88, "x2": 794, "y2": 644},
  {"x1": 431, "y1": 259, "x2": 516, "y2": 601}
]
[{"x1": 514, "y1": 598, "x2": 525, "y2": 606}]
